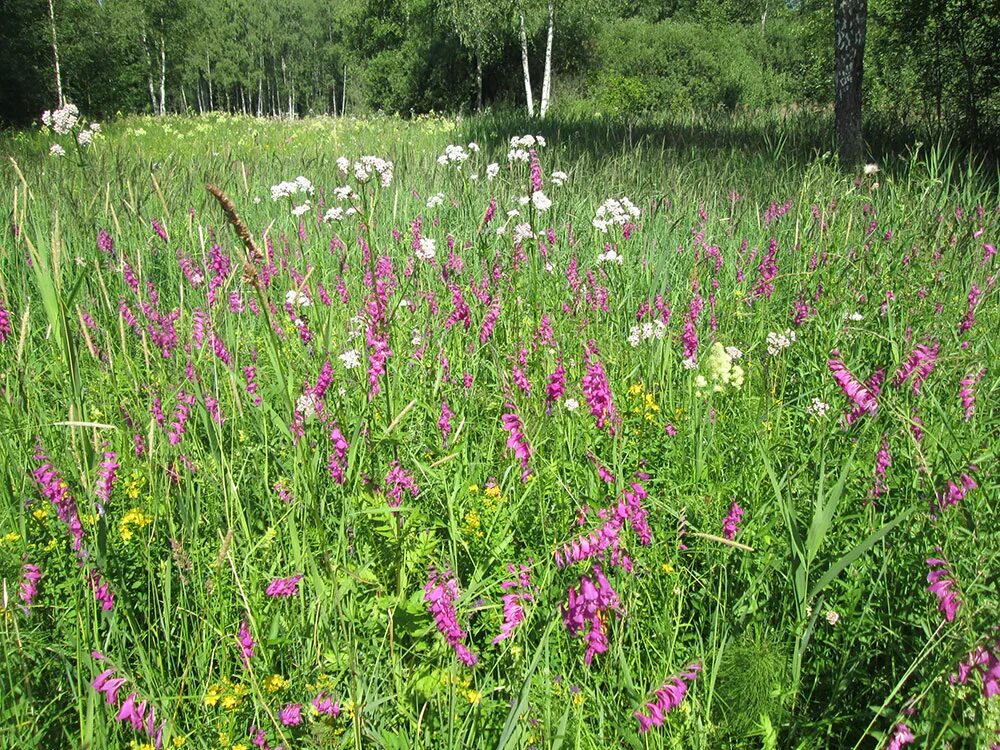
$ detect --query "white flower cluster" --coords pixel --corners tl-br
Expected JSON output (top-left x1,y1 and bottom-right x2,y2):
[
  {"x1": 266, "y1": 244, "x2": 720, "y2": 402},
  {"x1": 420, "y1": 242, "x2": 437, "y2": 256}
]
[
  {"x1": 592, "y1": 197, "x2": 640, "y2": 233},
  {"x1": 512, "y1": 223, "x2": 535, "y2": 245},
  {"x1": 530, "y1": 191, "x2": 552, "y2": 212},
  {"x1": 339, "y1": 349, "x2": 361, "y2": 370},
  {"x1": 416, "y1": 237, "x2": 436, "y2": 262},
  {"x1": 437, "y1": 142, "x2": 478, "y2": 167},
  {"x1": 41, "y1": 103, "x2": 79, "y2": 135},
  {"x1": 49, "y1": 143, "x2": 66, "y2": 157},
  {"x1": 597, "y1": 248, "x2": 624, "y2": 265},
  {"x1": 507, "y1": 134, "x2": 546, "y2": 162},
  {"x1": 426, "y1": 192, "x2": 445, "y2": 209},
  {"x1": 340, "y1": 155, "x2": 394, "y2": 187},
  {"x1": 551, "y1": 171, "x2": 569, "y2": 186},
  {"x1": 291, "y1": 203, "x2": 311, "y2": 217},
  {"x1": 726, "y1": 346, "x2": 744, "y2": 360},
  {"x1": 766, "y1": 329, "x2": 797, "y2": 355},
  {"x1": 628, "y1": 320, "x2": 668, "y2": 347},
  {"x1": 694, "y1": 342, "x2": 745, "y2": 396},
  {"x1": 271, "y1": 176, "x2": 314, "y2": 201},
  {"x1": 76, "y1": 122, "x2": 100, "y2": 147},
  {"x1": 296, "y1": 393, "x2": 321, "y2": 421},
  {"x1": 846, "y1": 311, "x2": 864, "y2": 322},
  {"x1": 486, "y1": 163, "x2": 501, "y2": 180},
  {"x1": 806, "y1": 397, "x2": 831, "y2": 418},
  {"x1": 285, "y1": 289, "x2": 312, "y2": 308}
]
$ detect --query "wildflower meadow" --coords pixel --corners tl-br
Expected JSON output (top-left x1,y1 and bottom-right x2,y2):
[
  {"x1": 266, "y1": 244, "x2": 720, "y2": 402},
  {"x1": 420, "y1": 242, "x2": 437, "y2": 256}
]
[{"x1": 1, "y1": 111, "x2": 998, "y2": 749}]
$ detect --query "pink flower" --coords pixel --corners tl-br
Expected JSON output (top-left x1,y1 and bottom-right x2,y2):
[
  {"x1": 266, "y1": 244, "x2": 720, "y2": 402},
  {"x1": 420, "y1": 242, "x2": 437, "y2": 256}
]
[
  {"x1": 311, "y1": 692, "x2": 341, "y2": 717},
  {"x1": 384, "y1": 460, "x2": 419, "y2": 507},
  {"x1": 493, "y1": 564, "x2": 534, "y2": 644},
  {"x1": 960, "y1": 368, "x2": 985, "y2": 421},
  {"x1": 328, "y1": 426, "x2": 349, "y2": 484},
  {"x1": 238, "y1": 620, "x2": 255, "y2": 668},
  {"x1": 885, "y1": 722, "x2": 915, "y2": 750},
  {"x1": 936, "y1": 470, "x2": 977, "y2": 513},
  {"x1": 501, "y1": 402, "x2": 532, "y2": 482},
  {"x1": 438, "y1": 400, "x2": 454, "y2": 447},
  {"x1": 94, "y1": 451, "x2": 119, "y2": 515},
  {"x1": 279, "y1": 703, "x2": 302, "y2": 726},
  {"x1": 582, "y1": 342, "x2": 618, "y2": 434},
  {"x1": 926, "y1": 557, "x2": 961, "y2": 621},
  {"x1": 266, "y1": 574, "x2": 303, "y2": 598},
  {"x1": 32, "y1": 441, "x2": 85, "y2": 555},
  {"x1": 19, "y1": 562, "x2": 42, "y2": 615},
  {"x1": 829, "y1": 358, "x2": 878, "y2": 417},
  {"x1": 561, "y1": 565, "x2": 621, "y2": 665},
  {"x1": 89, "y1": 570, "x2": 115, "y2": 611},
  {"x1": 92, "y1": 668, "x2": 127, "y2": 706},
  {"x1": 424, "y1": 566, "x2": 477, "y2": 666},
  {"x1": 545, "y1": 360, "x2": 566, "y2": 412},
  {"x1": 633, "y1": 664, "x2": 701, "y2": 733},
  {"x1": 722, "y1": 501, "x2": 744, "y2": 540}
]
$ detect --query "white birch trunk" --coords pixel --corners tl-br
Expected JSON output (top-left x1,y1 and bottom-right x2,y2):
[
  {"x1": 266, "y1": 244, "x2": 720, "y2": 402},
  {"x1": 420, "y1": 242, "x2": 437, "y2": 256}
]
[
  {"x1": 519, "y1": 12, "x2": 534, "y2": 117},
  {"x1": 539, "y1": 0, "x2": 554, "y2": 118},
  {"x1": 143, "y1": 29, "x2": 157, "y2": 112},
  {"x1": 158, "y1": 34, "x2": 166, "y2": 116},
  {"x1": 47, "y1": 0, "x2": 63, "y2": 107}
]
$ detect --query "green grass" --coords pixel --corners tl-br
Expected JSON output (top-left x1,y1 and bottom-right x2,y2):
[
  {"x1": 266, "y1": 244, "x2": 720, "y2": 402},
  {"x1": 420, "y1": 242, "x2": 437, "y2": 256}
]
[{"x1": 0, "y1": 111, "x2": 998, "y2": 749}]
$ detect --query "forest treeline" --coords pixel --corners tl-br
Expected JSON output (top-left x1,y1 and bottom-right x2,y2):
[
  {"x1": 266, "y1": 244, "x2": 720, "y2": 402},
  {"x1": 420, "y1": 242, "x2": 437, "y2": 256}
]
[{"x1": 1, "y1": 0, "x2": 997, "y2": 145}]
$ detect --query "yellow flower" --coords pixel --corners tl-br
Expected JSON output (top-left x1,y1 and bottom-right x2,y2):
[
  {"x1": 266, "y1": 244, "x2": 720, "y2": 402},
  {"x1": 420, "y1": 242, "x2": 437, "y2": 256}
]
[
  {"x1": 628, "y1": 382, "x2": 644, "y2": 397},
  {"x1": 484, "y1": 485, "x2": 500, "y2": 499},
  {"x1": 468, "y1": 484, "x2": 479, "y2": 494},
  {"x1": 661, "y1": 563, "x2": 675, "y2": 574},
  {"x1": 263, "y1": 674, "x2": 288, "y2": 693},
  {"x1": 204, "y1": 683, "x2": 224, "y2": 707},
  {"x1": 2, "y1": 532, "x2": 19, "y2": 544},
  {"x1": 172, "y1": 738, "x2": 186, "y2": 747},
  {"x1": 572, "y1": 692, "x2": 584, "y2": 707},
  {"x1": 119, "y1": 508, "x2": 153, "y2": 541},
  {"x1": 32, "y1": 507, "x2": 49, "y2": 521},
  {"x1": 232, "y1": 745, "x2": 248, "y2": 750},
  {"x1": 217, "y1": 733, "x2": 230, "y2": 748},
  {"x1": 465, "y1": 689, "x2": 482, "y2": 706}
]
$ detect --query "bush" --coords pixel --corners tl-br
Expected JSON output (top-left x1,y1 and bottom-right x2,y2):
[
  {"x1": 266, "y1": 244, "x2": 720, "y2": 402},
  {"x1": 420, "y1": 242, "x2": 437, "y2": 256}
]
[{"x1": 590, "y1": 19, "x2": 787, "y2": 118}]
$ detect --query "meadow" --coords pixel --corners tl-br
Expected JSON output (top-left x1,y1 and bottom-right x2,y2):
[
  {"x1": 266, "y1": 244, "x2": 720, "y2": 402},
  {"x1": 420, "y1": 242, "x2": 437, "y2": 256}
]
[{"x1": 0, "y1": 110, "x2": 997, "y2": 749}]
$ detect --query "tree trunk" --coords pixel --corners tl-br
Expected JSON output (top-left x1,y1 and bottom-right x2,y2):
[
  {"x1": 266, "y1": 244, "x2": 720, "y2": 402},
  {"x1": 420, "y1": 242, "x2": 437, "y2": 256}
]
[
  {"x1": 539, "y1": 0, "x2": 555, "y2": 118},
  {"x1": 181, "y1": 85, "x2": 188, "y2": 113},
  {"x1": 47, "y1": 0, "x2": 63, "y2": 106},
  {"x1": 143, "y1": 29, "x2": 157, "y2": 112},
  {"x1": 476, "y1": 53, "x2": 483, "y2": 112},
  {"x1": 197, "y1": 82, "x2": 204, "y2": 114},
  {"x1": 158, "y1": 33, "x2": 166, "y2": 116},
  {"x1": 342, "y1": 65, "x2": 347, "y2": 116},
  {"x1": 519, "y1": 12, "x2": 534, "y2": 117},
  {"x1": 834, "y1": 0, "x2": 867, "y2": 167},
  {"x1": 206, "y1": 52, "x2": 214, "y2": 110}
]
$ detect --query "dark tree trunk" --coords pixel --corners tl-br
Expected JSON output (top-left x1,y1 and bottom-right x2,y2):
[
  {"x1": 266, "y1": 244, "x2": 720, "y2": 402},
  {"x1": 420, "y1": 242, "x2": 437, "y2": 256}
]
[{"x1": 834, "y1": 0, "x2": 868, "y2": 167}]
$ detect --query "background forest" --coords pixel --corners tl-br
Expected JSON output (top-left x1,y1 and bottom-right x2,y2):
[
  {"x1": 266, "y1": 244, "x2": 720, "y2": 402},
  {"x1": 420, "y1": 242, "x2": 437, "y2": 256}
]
[{"x1": 1, "y1": 0, "x2": 999, "y2": 148}]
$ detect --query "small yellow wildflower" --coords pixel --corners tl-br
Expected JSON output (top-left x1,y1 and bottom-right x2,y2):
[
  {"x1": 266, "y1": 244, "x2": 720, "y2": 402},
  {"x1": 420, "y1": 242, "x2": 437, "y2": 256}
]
[
  {"x1": 232, "y1": 745, "x2": 248, "y2": 750},
  {"x1": 661, "y1": 563, "x2": 675, "y2": 574},
  {"x1": 32, "y1": 507, "x2": 49, "y2": 521},
  {"x1": 572, "y1": 692, "x2": 584, "y2": 707},
  {"x1": 119, "y1": 508, "x2": 153, "y2": 541},
  {"x1": 484, "y1": 485, "x2": 500, "y2": 499},
  {"x1": 468, "y1": 484, "x2": 479, "y2": 494},
  {"x1": 628, "y1": 382, "x2": 644, "y2": 397},
  {"x1": 217, "y1": 733, "x2": 230, "y2": 748},
  {"x1": 204, "y1": 683, "x2": 224, "y2": 707},
  {"x1": 2, "y1": 532, "x2": 19, "y2": 544},
  {"x1": 465, "y1": 689, "x2": 482, "y2": 706},
  {"x1": 263, "y1": 674, "x2": 288, "y2": 693},
  {"x1": 172, "y1": 737, "x2": 186, "y2": 747}
]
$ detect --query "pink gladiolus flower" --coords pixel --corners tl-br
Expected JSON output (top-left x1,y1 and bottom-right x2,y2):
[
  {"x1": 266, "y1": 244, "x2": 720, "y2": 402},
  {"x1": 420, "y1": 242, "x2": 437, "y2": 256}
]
[
  {"x1": 885, "y1": 722, "x2": 915, "y2": 750},
  {"x1": 722, "y1": 501, "x2": 744, "y2": 540},
  {"x1": 937, "y1": 471, "x2": 977, "y2": 513},
  {"x1": 493, "y1": 563, "x2": 534, "y2": 644},
  {"x1": 438, "y1": 400, "x2": 454, "y2": 447},
  {"x1": 633, "y1": 663, "x2": 701, "y2": 733},
  {"x1": 829, "y1": 358, "x2": 878, "y2": 416},
  {"x1": 384, "y1": 460, "x2": 419, "y2": 507},
  {"x1": 328, "y1": 425, "x2": 349, "y2": 484},
  {"x1": 94, "y1": 451, "x2": 118, "y2": 515},
  {"x1": 545, "y1": 360, "x2": 566, "y2": 412},
  {"x1": 238, "y1": 620, "x2": 255, "y2": 668},
  {"x1": 0, "y1": 298, "x2": 12, "y2": 342},
  {"x1": 266, "y1": 574, "x2": 303, "y2": 598},
  {"x1": 582, "y1": 342, "x2": 618, "y2": 434},
  {"x1": 32, "y1": 441, "x2": 85, "y2": 555},
  {"x1": 960, "y1": 368, "x2": 985, "y2": 421},
  {"x1": 19, "y1": 562, "x2": 42, "y2": 615},
  {"x1": 501, "y1": 402, "x2": 533, "y2": 482},
  {"x1": 926, "y1": 557, "x2": 961, "y2": 622},
  {"x1": 561, "y1": 565, "x2": 621, "y2": 665},
  {"x1": 424, "y1": 566, "x2": 477, "y2": 666}
]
